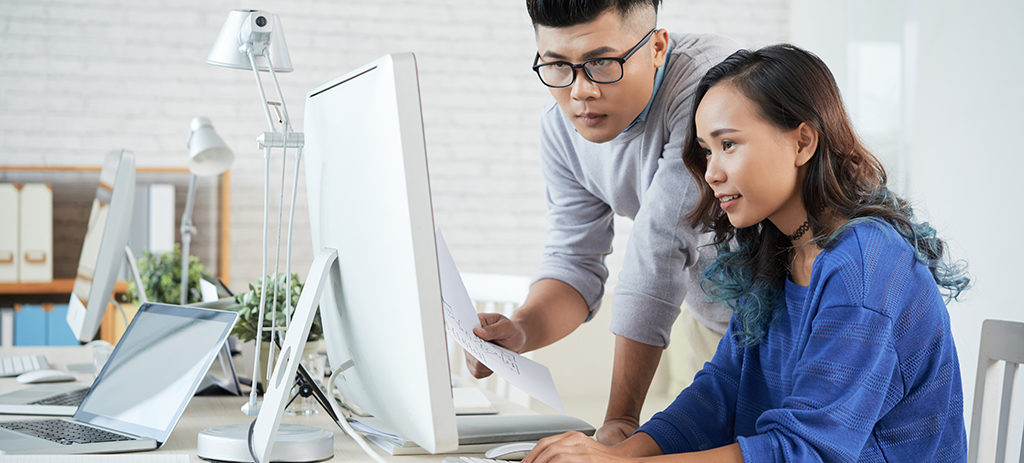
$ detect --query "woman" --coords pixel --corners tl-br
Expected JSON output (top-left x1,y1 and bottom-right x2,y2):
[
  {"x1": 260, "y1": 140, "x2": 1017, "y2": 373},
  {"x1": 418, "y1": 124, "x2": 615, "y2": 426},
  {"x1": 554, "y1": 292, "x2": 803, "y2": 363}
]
[{"x1": 522, "y1": 44, "x2": 969, "y2": 463}]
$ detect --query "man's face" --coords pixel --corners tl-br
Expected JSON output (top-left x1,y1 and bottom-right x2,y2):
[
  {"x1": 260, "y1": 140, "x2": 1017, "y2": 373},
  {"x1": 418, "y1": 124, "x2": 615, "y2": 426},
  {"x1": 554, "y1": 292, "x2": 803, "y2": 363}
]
[{"x1": 534, "y1": 9, "x2": 667, "y2": 143}]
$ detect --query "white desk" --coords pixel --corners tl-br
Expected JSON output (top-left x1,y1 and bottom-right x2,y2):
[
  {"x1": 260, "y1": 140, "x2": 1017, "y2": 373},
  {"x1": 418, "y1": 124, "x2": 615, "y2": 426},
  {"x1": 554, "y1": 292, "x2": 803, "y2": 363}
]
[{"x1": 0, "y1": 346, "x2": 532, "y2": 462}]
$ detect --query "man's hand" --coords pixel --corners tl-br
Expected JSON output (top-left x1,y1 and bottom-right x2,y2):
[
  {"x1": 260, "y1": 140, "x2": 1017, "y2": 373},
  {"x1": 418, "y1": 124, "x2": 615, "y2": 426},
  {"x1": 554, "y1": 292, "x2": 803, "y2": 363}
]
[
  {"x1": 464, "y1": 313, "x2": 527, "y2": 378},
  {"x1": 594, "y1": 417, "x2": 640, "y2": 445}
]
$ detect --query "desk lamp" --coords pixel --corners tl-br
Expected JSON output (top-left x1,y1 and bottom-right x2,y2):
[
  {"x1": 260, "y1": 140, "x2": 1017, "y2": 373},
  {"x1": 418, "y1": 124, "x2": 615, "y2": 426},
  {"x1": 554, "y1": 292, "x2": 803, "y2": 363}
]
[
  {"x1": 181, "y1": 117, "x2": 234, "y2": 305},
  {"x1": 196, "y1": 10, "x2": 331, "y2": 463}
]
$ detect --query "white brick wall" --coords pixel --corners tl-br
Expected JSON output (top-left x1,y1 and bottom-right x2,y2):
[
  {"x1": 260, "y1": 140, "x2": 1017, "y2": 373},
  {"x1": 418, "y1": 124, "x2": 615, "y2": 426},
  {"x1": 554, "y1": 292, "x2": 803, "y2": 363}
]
[{"x1": 0, "y1": 0, "x2": 787, "y2": 292}]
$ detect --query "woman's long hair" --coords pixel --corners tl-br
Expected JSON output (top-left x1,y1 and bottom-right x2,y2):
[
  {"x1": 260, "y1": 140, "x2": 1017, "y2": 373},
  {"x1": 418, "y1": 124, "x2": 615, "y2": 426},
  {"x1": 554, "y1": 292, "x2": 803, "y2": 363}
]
[{"x1": 682, "y1": 44, "x2": 970, "y2": 347}]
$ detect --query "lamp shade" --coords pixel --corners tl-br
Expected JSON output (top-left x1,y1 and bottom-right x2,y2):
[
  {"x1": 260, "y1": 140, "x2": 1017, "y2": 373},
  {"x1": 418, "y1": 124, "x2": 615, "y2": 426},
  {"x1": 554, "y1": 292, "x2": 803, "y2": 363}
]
[
  {"x1": 206, "y1": 10, "x2": 293, "y2": 72},
  {"x1": 187, "y1": 117, "x2": 234, "y2": 176}
]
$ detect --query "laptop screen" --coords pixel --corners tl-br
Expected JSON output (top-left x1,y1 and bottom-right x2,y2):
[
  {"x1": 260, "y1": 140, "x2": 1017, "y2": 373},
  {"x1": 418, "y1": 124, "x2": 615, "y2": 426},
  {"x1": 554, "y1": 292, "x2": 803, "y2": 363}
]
[{"x1": 72, "y1": 303, "x2": 237, "y2": 443}]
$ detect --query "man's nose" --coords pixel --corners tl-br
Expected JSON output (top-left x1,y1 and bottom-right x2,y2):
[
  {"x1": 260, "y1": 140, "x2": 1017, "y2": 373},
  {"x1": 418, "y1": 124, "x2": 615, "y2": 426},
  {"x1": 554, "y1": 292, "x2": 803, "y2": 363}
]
[{"x1": 570, "y1": 70, "x2": 600, "y2": 101}]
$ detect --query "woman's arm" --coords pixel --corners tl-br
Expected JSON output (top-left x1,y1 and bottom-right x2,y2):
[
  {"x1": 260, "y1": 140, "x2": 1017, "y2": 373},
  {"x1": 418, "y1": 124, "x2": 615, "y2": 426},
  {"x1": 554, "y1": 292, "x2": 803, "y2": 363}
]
[{"x1": 521, "y1": 431, "x2": 743, "y2": 463}]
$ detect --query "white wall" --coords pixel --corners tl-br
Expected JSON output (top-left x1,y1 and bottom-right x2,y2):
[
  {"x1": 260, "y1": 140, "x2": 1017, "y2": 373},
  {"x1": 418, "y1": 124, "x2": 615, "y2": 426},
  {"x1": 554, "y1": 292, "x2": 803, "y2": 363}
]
[
  {"x1": 0, "y1": 0, "x2": 786, "y2": 287},
  {"x1": 791, "y1": 0, "x2": 1024, "y2": 448},
  {"x1": 907, "y1": 1, "x2": 1024, "y2": 449},
  {"x1": 0, "y1": 0, "x2": 788, "y2": 419}
]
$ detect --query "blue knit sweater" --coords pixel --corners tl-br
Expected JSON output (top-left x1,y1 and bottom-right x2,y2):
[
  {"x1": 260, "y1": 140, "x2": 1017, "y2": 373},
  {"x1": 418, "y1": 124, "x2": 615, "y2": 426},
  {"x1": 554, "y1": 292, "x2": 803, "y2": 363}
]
[{"x1": 637, "y1": 220, "x2": 966, "y2": 462}]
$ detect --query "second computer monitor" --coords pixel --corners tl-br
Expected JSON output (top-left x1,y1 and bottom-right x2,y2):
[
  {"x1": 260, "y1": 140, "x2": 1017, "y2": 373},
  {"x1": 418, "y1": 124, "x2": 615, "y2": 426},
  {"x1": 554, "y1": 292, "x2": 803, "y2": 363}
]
[
  {"x1": 303, "y1": 52, "x2": 458, "y2": 454},
  {"x1": 67, "y1": 150, "x2": 136, "y2": 343}
]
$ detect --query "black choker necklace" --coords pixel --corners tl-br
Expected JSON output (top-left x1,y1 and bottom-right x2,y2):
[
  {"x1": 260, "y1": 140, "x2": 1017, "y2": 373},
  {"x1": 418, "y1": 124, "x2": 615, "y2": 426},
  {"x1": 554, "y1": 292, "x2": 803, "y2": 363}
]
[{"x1": 789, "y1": 221, "x2": 811, "y2": 241}]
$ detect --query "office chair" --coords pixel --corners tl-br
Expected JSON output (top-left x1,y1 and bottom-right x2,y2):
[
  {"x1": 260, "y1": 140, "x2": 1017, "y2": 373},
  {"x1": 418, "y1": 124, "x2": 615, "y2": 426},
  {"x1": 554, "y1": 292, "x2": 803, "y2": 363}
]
[{"x1": 969, "y1": 319, "x2": 1024, "y2": 463}]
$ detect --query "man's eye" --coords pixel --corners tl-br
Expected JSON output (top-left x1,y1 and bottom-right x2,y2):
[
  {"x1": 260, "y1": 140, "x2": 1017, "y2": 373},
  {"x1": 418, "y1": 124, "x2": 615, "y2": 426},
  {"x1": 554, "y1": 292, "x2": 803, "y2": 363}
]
[
  {"x1": 589, "y1": 58, "x2": 612, "y2": 68},
  {"x1": 550, "y1": 62, "x2": 571, "y2": 69}
]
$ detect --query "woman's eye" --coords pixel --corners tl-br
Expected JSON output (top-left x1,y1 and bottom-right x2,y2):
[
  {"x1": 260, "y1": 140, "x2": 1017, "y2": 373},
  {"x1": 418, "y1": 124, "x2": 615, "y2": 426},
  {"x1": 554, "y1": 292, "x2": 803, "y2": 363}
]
[
  {"x1": 722, "y1": 140, "x2": 735, "y2": 151},
  {"x1": 701, "y1": 147, "x2": 712, "y2": 158}
]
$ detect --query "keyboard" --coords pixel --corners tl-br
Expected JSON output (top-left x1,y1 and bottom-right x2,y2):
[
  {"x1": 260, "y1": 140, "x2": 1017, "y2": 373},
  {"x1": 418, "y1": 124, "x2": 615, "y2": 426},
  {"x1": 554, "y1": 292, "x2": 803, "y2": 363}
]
[
  {"x1": 0, "y1": 419, "x2": 134, "y2": 445},
  {"x1": 442, "y1": 458, "x2": 506, "y2": 463},
  {"x1": 29, "y1": 386, "x2": 91, "y2": 406},
  {"x1": 0, "y1": 354, "x2": 50, "y2": 377}
]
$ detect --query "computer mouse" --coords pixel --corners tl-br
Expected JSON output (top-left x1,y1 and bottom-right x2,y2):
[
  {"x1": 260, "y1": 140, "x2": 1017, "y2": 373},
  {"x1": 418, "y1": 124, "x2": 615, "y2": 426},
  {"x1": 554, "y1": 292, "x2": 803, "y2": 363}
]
[
  {"x1": 16, "y1": 369, "x2": 77, "y2": 384},
  {"x1": 484, "y1": 441, "x2": 536, "y2": 460}
]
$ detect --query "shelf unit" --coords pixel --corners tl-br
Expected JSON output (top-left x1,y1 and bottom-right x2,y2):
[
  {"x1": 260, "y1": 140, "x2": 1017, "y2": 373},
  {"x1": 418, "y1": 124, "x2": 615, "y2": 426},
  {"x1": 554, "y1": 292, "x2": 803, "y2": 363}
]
[{"x1": 0, "y1": 165, "x2": 231, "y2": 345}]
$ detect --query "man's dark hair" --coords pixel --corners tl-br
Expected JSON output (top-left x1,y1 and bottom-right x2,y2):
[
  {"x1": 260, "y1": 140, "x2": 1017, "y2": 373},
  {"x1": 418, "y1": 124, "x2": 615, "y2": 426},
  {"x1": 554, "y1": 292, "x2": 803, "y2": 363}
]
[{"x1": 526, "y1": 0, "x2": 661, "y2": 28}]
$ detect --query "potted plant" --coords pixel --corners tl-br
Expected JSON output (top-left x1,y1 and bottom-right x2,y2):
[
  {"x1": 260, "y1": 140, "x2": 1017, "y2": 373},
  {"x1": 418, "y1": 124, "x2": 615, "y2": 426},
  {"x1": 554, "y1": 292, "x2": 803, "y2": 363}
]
[
  {"x1": 123, "y1": 244, "x2": 206, "y2": 305},
  {"x1": 226, "y1": 273, "x2": 324, "y2": 374},
  {"x1": 109, "y1": 245, "x2": 206, "y2": 343}
]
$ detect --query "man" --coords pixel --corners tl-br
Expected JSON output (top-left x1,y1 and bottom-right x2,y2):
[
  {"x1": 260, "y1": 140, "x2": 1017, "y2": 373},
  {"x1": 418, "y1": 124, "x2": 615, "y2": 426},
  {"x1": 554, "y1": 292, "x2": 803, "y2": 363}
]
[{"x1": 467, "y1": 0, "x2": 737, "y2": 444}]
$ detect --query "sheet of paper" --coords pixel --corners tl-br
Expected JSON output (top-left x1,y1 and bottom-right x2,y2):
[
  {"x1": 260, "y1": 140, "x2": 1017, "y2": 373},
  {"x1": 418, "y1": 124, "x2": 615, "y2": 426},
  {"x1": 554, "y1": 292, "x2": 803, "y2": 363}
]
[
  {"x1": 435, "y1": 230, "x2": 565, "y2": 412},
  {"x1": 199, "y1": 278, "x2": 219, "y2": 302}
]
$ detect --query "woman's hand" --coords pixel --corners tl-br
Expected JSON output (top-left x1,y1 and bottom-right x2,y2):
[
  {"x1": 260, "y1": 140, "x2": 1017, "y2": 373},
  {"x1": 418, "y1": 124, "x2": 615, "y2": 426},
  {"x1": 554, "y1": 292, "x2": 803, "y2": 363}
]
[{"x1": 521, "y1": 431, "x2": 629, "y2": 463}]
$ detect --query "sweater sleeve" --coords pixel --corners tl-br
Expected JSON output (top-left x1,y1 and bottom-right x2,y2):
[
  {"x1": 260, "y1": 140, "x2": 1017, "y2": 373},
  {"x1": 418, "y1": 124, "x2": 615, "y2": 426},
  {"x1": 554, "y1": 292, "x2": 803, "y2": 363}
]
[
  {"x1": 636, "y1": 317, "x2": 744, "y2": 453},
  {"x1": 607, "y1": 56, "x2": 707, "y2": 346},
  {"x1": 533, "y1": 110, "x2": 614, "y2": 313},
  {"x1": 735, "y1": 303, "x2": 899, "y2": 462}
]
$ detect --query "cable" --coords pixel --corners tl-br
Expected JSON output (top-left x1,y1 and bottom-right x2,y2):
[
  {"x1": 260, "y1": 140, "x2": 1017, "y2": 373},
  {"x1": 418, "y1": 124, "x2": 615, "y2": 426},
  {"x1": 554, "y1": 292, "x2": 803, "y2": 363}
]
[
  {"x1": 247, "y1": 419, "x2": 261, "y2": 463},
  {"x1": 111, "y1": 299, "x2": 128, "y2": 327},
  {"x1": 326, "y1": 364, "x2": 389, "y2": 463}
]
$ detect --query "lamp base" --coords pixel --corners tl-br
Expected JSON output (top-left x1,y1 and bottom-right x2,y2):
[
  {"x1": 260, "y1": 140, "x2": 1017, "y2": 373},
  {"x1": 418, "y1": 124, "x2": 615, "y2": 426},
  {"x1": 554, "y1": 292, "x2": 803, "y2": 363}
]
[{"x1": 197, "y1": 423, "x2": 333, "y2": 462}]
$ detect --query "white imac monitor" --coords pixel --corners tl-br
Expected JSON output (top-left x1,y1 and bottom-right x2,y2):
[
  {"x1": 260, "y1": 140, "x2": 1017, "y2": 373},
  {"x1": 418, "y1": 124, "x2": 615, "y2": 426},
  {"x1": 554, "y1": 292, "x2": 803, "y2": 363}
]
[
  {"x1": 303, "y1": 53, "x2": 458, "y2": 453},
  {"x1": 67, "y1": 150, "x2": 136, "y2": 343}
]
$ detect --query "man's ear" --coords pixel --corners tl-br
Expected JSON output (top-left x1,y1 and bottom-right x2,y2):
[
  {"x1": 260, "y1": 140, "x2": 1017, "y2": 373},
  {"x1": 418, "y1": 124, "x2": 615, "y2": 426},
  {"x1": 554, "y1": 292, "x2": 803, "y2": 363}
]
[
  {"x1": 651, "y1": 29, "x2": 669, "y2": 68},
  {"x1": 794, "y1": 122, "x2": 818, "y2": 167}
]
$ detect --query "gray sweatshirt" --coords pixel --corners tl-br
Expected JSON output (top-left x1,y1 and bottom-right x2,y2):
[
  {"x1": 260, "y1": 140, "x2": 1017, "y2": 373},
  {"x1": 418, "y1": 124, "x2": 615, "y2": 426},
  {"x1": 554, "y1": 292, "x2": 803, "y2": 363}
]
[{"x1": 533, "y1": 33, "x2": 738, "y2": 346}]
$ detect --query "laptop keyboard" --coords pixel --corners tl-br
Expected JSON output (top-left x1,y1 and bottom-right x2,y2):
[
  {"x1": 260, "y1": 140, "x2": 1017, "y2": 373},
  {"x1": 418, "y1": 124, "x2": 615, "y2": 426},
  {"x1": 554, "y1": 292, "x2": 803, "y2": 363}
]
[
  {"x1": 0, "y1": 419, "x2": 135, "y2": 445},
  {"x1": 0, "y1": 355, "x2": 50, "y2": 377},
  {"x1": 29, "y1": 387, "x2": 91, "y2": 406}
]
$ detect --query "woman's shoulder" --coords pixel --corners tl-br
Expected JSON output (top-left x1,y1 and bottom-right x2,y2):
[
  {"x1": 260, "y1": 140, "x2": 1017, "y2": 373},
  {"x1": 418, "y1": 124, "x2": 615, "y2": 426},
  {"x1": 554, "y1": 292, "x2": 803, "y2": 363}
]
[
  {"x1": 814, "y1": 218, "x2": 927, "y2": 312},
  {"x1": 826, "y1": 218, "x2": 914, "y2": 260}
]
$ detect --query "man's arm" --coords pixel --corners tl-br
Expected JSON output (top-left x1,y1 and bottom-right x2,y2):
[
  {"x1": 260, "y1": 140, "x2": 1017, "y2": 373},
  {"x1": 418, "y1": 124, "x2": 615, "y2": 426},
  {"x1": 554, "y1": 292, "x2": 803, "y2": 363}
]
[
  {"x1": 595, "y1": 335, "x2": 663, "y2": 444},
  {"x1": 466, "y1": 278, "x2": 589, "y2": 378}
]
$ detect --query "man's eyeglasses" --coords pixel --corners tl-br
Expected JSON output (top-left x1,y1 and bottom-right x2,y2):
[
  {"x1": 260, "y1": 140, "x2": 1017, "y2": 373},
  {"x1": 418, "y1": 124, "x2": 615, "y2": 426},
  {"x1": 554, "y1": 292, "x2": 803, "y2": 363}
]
[{"x1": 532, "y1": 28, "x2": 658, "y2": 88}]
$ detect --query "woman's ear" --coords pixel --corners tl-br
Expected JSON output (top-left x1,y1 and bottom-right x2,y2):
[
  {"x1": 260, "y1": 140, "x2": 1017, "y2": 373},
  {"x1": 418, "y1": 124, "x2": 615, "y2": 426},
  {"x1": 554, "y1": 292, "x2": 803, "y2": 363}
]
[{"x1": 794, "y1": 122, "x2": 818, "y2": 167}]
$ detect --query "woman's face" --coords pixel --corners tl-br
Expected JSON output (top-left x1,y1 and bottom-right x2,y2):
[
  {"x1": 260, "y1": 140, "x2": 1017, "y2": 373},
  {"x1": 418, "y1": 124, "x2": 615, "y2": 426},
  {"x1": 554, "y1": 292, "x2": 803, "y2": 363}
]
[{"x1": 695, "y1": 83, "x2": 812, "y2": 232}]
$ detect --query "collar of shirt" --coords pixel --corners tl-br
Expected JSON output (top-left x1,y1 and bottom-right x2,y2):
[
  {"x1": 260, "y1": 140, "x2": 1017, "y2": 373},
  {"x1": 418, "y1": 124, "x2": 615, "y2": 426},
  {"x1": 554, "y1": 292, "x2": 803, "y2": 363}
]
[{"x1": 623, "y1": 40, "x2": 672, "y2": 133}]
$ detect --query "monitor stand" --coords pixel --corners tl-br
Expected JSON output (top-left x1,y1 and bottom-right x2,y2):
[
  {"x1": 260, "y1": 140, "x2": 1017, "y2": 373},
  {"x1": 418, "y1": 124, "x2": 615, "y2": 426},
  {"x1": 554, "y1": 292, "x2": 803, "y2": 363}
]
[{"x1": 196, "y1": 250, "x2": 340, "y2": 463}]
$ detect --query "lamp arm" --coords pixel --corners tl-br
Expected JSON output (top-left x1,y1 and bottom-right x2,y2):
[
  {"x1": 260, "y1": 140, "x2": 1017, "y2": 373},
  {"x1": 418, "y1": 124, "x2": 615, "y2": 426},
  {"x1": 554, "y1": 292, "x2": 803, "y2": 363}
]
[
  {"x1": 244, "y1": 145, "x2": 273, "y2": 417},
  {"x1": 263, "y1": 53, "x2": 294, "y2": 135},
  {"x1": 283, "y1": 147, "x2": 303, "y2": 324},
  {"x1": 246, "y1": 50, "x2": 280, "y2": 133},
  {"x1": 268, "y1": 137, "x2": 289, "y2": 354},
  {"x1": 180, "y1": 174, "x2": 198, "y2": 306}
]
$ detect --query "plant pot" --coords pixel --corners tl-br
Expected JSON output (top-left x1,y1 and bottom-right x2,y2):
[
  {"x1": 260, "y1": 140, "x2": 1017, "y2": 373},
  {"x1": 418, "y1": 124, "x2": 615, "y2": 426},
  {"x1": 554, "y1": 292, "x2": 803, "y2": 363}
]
[
  {"x1": 255, "y1": 339, "x2": 325, "y2": 416},
  {"x1": 258, "y1": 339, "x2": 325, "y2": 379}
]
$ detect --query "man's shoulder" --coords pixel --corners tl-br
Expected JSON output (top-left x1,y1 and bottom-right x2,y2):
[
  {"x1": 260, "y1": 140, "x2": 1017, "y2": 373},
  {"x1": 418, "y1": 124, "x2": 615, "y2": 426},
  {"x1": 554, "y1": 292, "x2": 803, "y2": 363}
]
[
  {"x1": 666, "y1": 33, "x2": 742, "y2": 74},
  {"x1": 654, "y1": 33, "x2": 741, "y2": 119},
  {"x1": 668, "y1": 33, "x2": 741, "y2": 60}
]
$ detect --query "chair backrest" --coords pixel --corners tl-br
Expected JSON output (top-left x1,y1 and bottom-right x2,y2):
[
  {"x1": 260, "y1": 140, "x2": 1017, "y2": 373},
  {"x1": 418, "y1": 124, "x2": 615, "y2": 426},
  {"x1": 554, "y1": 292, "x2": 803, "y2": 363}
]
[
  {"x1": 449, "y1": 273, "x2": 533, "y2": 406},
  {"x1": 969, "y1": 319, "x2": 1024, "y2": 463}
]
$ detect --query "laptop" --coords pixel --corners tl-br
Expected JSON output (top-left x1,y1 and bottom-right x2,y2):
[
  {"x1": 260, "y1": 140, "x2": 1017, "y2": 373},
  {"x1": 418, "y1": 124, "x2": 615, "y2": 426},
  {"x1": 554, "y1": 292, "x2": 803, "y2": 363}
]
[
  {"x1": 0, "y1": 339, "x2": 241, "y2": 416},
  {"x1": 0, "y1": 384, "x2": 90, "y2": 416},
  {"x1": 0, "y1": 303, "x2": 237, "y2": 455}
]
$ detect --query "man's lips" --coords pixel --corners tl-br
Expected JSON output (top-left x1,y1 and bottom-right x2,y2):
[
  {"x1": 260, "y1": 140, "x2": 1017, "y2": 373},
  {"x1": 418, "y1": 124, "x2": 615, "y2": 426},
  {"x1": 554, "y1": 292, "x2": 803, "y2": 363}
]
[{"x1": 576, "y1": 112, "x2": 606, "y2": 127}]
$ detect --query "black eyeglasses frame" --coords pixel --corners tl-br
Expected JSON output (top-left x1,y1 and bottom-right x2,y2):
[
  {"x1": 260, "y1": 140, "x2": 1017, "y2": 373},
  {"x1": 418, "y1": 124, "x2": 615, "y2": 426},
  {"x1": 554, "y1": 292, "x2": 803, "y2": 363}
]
[{"x1": 531, "y1": 28, "x2": 659, "y2": 88}]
